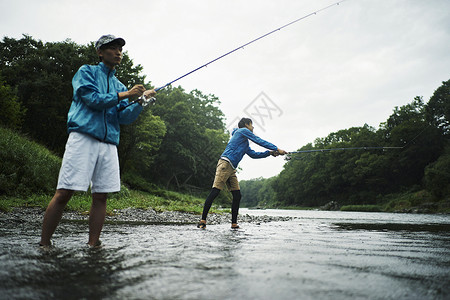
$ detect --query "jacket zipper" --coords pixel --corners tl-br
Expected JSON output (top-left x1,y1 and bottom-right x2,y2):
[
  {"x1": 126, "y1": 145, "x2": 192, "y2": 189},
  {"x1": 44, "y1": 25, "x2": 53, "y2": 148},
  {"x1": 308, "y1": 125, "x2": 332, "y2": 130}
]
[{"x1": 104, "y1": 69, "x2": 111, "y2": 141}]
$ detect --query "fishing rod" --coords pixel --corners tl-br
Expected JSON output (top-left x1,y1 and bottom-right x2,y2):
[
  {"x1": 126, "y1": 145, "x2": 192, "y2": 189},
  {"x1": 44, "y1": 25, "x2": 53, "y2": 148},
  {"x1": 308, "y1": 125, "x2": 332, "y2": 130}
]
[
  {"x1": 289, "y1": 146, "x2": 404, "y2": 154},
  {"x1": 285, "y1": 146, "x2": 404, "y2": 160},
  {"x1": 285, "y1": 123, "x2": 431, "y2": 159},
  {"x1": 118, "y1": 0, "x2": 348, "y2": 112}
]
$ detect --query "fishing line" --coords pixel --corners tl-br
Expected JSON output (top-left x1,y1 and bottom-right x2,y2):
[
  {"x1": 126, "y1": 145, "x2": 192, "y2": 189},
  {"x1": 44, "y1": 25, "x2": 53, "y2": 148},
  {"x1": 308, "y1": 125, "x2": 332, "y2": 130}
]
[
  {"x1": 118, "y1": 0, "x2": 348, "y2": 111},
  {"x1": 286, "y1": 145, "x2": 406, "y2": 160},
  {"x1": 289, "y1": 146, "x2": 404, "y2": 154},
  {"x1": 285, "y1": 147, "x2": 403, "y2": 160},
  {"x1": 285, "y1": 124, "x2": 432, "y2": 160}
]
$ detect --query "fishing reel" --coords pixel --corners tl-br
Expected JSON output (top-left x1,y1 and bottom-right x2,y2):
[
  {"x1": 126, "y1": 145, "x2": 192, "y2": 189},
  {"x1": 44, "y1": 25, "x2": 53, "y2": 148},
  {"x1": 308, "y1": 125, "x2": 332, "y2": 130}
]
[
  {"x1": 138, "y1": 94, "x2": 157, "y2": 107},
  {"x1": 117, "y1": 94, "x2": 156, "y2": 112},
  {"x1": 284, "y1": 153, "x2": 306, "y2": 161}
]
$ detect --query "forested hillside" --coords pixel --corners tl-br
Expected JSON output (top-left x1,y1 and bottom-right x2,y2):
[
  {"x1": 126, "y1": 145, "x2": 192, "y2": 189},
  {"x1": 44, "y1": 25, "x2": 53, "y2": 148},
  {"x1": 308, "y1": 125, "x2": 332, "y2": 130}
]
[
  {"x1": 241, "y1": 81, "x2": 449, "y2": 210},
  {"x1": 0, "y1": 35, "x2": 228, "y2": 197},
  {"x1": 0, "y1": 35, "x2": 448, "y2": 211}
]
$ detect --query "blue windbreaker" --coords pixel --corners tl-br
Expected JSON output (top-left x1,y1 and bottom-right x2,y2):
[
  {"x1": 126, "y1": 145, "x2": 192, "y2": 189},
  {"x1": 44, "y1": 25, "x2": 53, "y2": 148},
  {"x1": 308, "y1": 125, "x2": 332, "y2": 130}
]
[
  {"x1": 67, "y1": 62, "x2": 143, "y2": 145},
  {"x1": 221, "y1": 128, "x2": 278, "y2": 169}
]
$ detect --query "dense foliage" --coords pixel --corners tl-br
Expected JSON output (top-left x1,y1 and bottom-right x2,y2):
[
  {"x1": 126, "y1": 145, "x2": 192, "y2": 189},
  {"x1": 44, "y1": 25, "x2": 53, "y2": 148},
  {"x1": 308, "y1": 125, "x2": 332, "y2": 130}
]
[
  {"x1": 0, "y1": 35, "x2": 448, "y2": 211},
  {"x1": 241, "y1": 82, "x2": 450, "y2": 208},
  {"x1": 0, "y1": 35, "x2": 228, "y2": 196},
  {"x1": 0, "y1": 127, "x2": 60, "y2": 196}
]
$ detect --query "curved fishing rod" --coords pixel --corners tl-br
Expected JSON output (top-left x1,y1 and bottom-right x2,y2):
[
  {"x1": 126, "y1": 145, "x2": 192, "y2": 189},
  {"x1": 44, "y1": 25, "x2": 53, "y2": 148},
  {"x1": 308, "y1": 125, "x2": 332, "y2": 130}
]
[
  {"x1": 284, "y1": 146, "x2": 404, "y2": 160},
  {"x1": 118, "y1": 0, "x2": 348, "y2": 112},
  {"x1": 285, "y1": 123, "x2": 432, "y2": 159},
  {"x1": 289, "y1": 146, "x2": 404, "y2": 154}
]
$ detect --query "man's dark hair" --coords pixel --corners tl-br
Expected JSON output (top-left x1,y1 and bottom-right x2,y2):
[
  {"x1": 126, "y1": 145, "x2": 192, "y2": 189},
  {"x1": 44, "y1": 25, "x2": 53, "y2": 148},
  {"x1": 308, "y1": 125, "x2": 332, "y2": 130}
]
[{"x1": 238, "y1": 118, "x2": 252, "y2": 128}]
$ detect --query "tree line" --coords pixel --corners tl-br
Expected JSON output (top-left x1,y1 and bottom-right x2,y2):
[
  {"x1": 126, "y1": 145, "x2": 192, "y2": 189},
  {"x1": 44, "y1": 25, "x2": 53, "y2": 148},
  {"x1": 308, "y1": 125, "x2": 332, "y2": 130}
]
[
  {"x1": 0, "y1": 35, "x2": 448, "y2": 208},
  {"x1": 241, "y1": 82, "x2": 449, "y2": 208},
  {"x1": 0, "y1": 35, "x2": 229, "y2": 196}
]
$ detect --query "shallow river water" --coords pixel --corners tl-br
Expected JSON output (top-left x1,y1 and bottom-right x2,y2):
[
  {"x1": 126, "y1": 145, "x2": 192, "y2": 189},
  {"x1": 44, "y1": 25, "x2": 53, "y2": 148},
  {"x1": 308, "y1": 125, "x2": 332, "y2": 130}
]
[{"x1": 0, "y1": 209, "x2": 449, "y2": 300}]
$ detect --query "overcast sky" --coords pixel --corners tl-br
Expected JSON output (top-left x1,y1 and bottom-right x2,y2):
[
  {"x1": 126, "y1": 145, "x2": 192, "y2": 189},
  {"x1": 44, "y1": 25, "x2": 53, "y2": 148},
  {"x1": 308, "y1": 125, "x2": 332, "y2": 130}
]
[{"x1": 2, "y1": 0, "x2": 449, "y2": 180}]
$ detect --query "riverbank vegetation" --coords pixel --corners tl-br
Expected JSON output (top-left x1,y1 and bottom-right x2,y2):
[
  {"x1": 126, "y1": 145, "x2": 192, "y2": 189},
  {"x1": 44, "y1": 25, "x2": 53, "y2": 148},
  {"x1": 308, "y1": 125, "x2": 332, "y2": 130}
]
[
  {"x1": 240, "y1": 85, "x2": 450, "y2": 213},
  {"x1": 0, "y1": 188, "x2": 210, "y2": 215},
  {"x1": 0, "y1": 35, "x2": 448, "y2": 214},
  {"x1": 0, "y1": 126, "x2": 224, "y2": 214}
]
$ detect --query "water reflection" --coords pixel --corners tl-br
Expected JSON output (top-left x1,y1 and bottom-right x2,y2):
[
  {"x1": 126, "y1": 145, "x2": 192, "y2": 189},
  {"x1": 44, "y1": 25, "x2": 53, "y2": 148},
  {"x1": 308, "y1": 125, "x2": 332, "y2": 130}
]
[
  {"x1": 333, "y1": 222, "x2": 450, "y2": 232},
  {"x1": 2, "y1": 246, "x2": 120, "y2": 299},
  {"x1": 1, "y1": 210, "x2": 449, "y2": 300}
]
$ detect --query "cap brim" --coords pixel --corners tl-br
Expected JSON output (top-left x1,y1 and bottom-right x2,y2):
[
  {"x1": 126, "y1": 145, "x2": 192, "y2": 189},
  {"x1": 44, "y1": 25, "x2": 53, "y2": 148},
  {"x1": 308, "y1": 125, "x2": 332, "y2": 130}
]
[
  {"x1": 114, "y1": 38, "x2": 126, "y2": 46},
  {"x1": 102, "y1": 37, "x2": 126, "y2": 48}
]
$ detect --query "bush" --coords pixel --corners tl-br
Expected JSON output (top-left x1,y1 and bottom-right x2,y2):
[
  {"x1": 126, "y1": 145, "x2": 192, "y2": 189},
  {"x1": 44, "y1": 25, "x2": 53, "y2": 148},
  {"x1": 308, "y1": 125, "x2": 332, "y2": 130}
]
[
  {"x1": 0, "y1": 127, "x2": 61, "y2": 196},
  {"x1": 0, "y1": 76, "x2": 25, "y2": 130},
  {"x1": 121, "y1": 172, "x2": 158, "y2": 193},
  {"x1": 425, "y1": 148, "x2": 450, "y2": 199}
]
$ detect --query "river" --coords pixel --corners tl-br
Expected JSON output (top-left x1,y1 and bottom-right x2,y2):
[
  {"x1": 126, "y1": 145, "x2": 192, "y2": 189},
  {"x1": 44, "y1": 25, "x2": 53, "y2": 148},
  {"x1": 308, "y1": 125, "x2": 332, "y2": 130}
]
[{"x1": 0, "y1": 209, "x2": 449, "y2": 300}]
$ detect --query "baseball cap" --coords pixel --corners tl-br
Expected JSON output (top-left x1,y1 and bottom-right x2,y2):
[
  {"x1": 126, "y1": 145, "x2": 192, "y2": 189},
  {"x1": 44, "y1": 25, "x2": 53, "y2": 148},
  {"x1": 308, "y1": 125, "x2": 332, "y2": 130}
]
[{"x1": 95, "y1": 34, "x2": 126, "y2": 50}]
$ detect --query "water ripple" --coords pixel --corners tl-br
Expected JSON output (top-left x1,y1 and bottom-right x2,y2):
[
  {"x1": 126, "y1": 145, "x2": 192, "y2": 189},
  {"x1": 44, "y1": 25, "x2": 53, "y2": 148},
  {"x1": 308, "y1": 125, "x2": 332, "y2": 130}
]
[{"x1": 0, "y1": 210, "x2": 449, "y2": 299}]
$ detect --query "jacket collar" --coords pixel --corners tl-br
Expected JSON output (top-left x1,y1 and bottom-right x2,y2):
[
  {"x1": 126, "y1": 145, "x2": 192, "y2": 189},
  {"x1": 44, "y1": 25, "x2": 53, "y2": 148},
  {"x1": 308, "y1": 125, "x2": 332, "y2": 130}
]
[{"x1": 99, "y1": 62, "x2": 116, "y2": 75}]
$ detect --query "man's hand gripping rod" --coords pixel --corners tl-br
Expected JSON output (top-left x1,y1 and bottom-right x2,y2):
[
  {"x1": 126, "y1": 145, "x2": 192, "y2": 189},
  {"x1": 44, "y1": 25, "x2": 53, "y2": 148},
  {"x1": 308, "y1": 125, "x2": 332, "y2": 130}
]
[{"x1": 117, "y1": 87, "x2": 161, "y2": 112}]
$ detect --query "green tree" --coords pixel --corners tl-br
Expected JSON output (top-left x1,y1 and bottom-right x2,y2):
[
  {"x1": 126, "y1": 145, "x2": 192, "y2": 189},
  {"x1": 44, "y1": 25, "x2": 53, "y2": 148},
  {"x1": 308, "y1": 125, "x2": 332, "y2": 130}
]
[
  {"x1": 0, "y1": 35, "x2": 147, "y2": 155},
  {"x1": 240, "y1": 178, "x2": 265, "y2": 207},
  {"x1": 0, "y1": 35, "x2": 234, "y2": 193},
  {"x1": 274, "y1": 125, "x2": 391, "y2": 206},
  {"x1": 424, "y1": 145, "x2": 450, "y2": 199},
  {"x1": 149, "y1": 86, "x2": 228, "y2": 190},
  {"x1": 0, "y1": 36, "x2": 90, "y2": 153},
  {"x1": 380, "y1": 96, "x2": 444, "y2": 188},
  {"x1": 426, "y1": 78, "x2": 450, "y2": 136},
  {"x1": 273, "y1": 91, "x2": 447, "y2": 208},
  {"x1": 119, "y1": 108, "x2": 167, "y2": 177},
  {"x1": 0, "y1": 74, "x2": 25, "y2": 130}
]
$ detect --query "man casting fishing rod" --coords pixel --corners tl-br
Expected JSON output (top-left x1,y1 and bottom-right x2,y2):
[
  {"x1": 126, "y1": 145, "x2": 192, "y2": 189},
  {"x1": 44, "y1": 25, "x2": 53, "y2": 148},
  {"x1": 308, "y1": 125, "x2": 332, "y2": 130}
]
[
  {"x1": 39, "y1": 35, "x2": 156, "y2": 248},
  {"x1": 198, "y1": 118, "x2": 287, "y2": 229}
]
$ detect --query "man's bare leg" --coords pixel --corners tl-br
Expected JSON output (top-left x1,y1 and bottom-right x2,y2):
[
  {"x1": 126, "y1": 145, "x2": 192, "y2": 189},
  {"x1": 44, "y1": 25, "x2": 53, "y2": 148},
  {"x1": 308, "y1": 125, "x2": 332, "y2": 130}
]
[
  {"x1": 40, "y1": 189, "x2": 74, "y2": 246},
  {"x1": 88, "y1": 193, "x2": 107, "y2": 247}
]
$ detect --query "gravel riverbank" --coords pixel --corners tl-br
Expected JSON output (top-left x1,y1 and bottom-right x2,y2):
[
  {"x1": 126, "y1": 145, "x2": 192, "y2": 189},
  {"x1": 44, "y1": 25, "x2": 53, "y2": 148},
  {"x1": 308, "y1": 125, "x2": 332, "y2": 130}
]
[{"x1": 0, "y1": 207, "x2": 293, "y2": 225}]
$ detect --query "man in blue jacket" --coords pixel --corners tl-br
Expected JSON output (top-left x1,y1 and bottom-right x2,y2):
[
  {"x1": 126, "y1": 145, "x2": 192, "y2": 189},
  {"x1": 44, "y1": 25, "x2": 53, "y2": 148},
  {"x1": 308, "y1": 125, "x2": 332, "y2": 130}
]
[
  {"x1": 198, "y1": 117, "x2": 286, "y2": 229},
  {"x1": 40, "y1": 35, "x2": 156, "y2": 247}
]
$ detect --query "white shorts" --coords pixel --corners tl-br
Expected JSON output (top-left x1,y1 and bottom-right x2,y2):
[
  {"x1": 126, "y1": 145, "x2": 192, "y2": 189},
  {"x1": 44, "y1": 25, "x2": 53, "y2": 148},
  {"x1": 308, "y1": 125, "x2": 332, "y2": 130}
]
[{"x1": 57, "y1": 132, "x2": 121, "y2": 193}]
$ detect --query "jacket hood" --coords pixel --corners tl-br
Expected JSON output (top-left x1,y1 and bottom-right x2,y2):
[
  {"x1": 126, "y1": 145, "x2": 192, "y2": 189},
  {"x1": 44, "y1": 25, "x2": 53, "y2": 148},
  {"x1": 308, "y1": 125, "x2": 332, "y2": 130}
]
[{"x1": 232, "y1": 128, "x2": 239, "y2": 135}]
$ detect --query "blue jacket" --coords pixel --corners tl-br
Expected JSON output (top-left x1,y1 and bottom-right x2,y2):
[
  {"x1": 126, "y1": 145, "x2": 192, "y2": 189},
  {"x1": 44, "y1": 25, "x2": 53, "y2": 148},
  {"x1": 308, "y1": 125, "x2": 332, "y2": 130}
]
[
  {"x1": 221, "y1": 128, "x2": 278, "y2": 169},
  {"x1": 67, "y1": 62, "x2": 143, "y2": 145}
]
